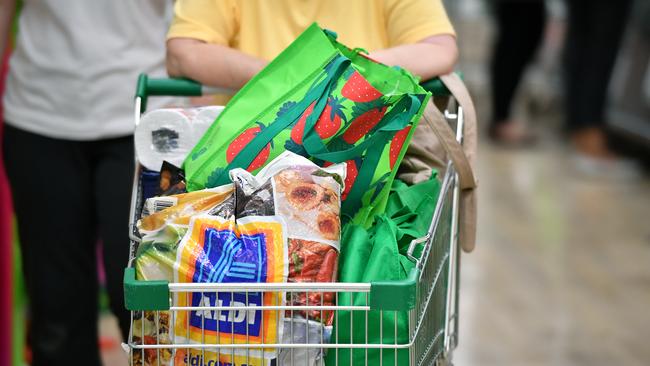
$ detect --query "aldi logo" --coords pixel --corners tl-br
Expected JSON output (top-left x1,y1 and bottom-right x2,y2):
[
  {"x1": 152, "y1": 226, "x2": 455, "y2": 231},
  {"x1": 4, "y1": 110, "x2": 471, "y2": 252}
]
[
  {"x1": 190, "y1": 290, "x2": 264, "y2": 337},
  {"x1": 193, "y1": 227, "x2": 268, "y2": 284},
  {"x1": 189, "y1": 227, "x2": 268, "y2": 337}
]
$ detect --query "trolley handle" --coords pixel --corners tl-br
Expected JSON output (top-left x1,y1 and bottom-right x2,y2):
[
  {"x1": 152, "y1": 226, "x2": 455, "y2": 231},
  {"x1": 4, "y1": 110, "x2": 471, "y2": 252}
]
[
  {"x1": 135, "y1": 74, "x2": 236, "y2": 113},
  {"x1": 135, "y1": 73, "x2": 455, "y2": 113}
]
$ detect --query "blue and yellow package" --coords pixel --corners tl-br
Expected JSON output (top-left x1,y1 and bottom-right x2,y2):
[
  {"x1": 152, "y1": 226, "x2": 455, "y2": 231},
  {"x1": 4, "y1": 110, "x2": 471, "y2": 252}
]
[{"x1": 173, "y1": 215, "x2": 288, "y2": 366}]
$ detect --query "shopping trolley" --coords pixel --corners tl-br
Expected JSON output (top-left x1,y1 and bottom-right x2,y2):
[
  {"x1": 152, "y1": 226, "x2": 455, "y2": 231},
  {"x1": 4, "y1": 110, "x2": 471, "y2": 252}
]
[{"x1": 123, "y1": 74, "x2": 465, "y2": 366}]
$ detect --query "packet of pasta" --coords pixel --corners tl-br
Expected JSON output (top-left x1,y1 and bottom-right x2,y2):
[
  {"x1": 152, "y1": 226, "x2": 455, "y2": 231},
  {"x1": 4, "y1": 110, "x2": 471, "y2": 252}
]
[{"x1": 138, "y1": 184, "x2": 234, "y2": 233}]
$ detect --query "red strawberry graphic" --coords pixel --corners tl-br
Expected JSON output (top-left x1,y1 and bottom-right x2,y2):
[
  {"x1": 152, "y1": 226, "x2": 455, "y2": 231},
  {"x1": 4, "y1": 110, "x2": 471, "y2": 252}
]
[
  {"x1": 342, "y1": 104, "x2": 387, "y2": 144},
  {"x1": 324, "y1": 157, "x2": 361, "y2": 201},
  {"x1": 291, "y1": 98, "x2": 346, "y2": 145},
  {"x1": 341, "y1": 71, "x2": 382, "y2": 102},
  {"x1": 389, "y1": 126, "x2": 411, "y2": 169},
  {"x1": 290, "y1": 103, "x2": 313, "y2": 144},
  {"x1": 226, "y1": 122, "x2": 272, "y2": 171}
]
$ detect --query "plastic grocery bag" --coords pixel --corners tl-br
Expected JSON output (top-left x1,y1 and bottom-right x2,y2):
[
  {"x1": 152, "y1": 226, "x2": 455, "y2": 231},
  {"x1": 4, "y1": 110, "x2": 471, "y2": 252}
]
[
  {"x1": 135, "y1": 224, "x2": 187, "y2": 282},
  {"x1": 173, "y1": 215, "x2": 288, "y2": 366},
  {"x1": 133, "y1": 224, "x2": 185, "y2": 366},
  {"x1": 326, "y1": 175, "x2": 441, "y2": 366},
  {"x1": 277, "y1": 318, "x2": 332, "y2": 366},
  {"x1": 132, "y1": 225, "x2": 187, "y2": 366}
]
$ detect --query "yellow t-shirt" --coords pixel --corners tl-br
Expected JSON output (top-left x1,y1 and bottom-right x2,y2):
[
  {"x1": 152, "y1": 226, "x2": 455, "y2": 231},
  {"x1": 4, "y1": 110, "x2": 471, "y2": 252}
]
[{"x1": 168, "y1": 0, "x2": 455, "y2": 61}]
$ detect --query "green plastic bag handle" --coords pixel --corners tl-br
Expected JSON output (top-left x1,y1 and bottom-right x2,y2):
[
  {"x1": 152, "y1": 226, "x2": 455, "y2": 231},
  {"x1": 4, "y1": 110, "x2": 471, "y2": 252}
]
[
  {"x1": 420, "y1": 77, "x2": 451, "y2": 97},
  {"x1": 302, "y1": 94, "x2": 421, "y2": 162},
  {"x1": 340, "y1": 95, "x2": 422, "y2": 218},
  {"x1": 208, "y1": 55, "x2": 351, "y2": 186}
]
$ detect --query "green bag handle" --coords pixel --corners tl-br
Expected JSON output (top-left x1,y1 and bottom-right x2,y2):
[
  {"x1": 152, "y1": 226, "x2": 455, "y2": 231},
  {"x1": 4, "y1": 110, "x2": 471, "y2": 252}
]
[
  {"x1": 208, "y1": 55, "x2": 351, "y2": 186},
  {"x1": 340, "y1": 95, "x2": 422, "y2": 218},
  {"x1": 303, "y1": 93, "x2": 421, "y2": 162}
]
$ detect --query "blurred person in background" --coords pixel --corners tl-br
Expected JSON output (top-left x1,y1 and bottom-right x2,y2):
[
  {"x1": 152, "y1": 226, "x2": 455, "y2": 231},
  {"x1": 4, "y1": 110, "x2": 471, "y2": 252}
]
[
  {"x1": 488, "y1": 0, "x2": 547, "y2": 146},
  {"x1": 564, "y1": 0, "x2": 633, "y2": 165},
  {"x1": 165, "y1": 0, "x2": 458, "y2": 92},
  {"x1": 0, "y1": 1, "x2": 172, "y2": 365}
]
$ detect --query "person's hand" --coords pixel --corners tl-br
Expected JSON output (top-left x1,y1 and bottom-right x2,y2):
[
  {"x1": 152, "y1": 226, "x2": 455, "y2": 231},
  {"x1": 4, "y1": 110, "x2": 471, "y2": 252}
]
[
  {"x1": 368, "y1": 34, "x2": 458, "y2": 80},
  {"x1": 167, "y1": 38, "x2": 267, "y2": 89}
]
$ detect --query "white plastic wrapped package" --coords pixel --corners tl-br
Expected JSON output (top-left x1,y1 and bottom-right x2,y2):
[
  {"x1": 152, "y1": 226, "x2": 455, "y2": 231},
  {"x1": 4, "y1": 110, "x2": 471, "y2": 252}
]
[
  {"x1": 135, "y1": 106, "x2": 224, "y2": 171},
  {"x1": 278, "y1": 318, "x2": 333, "y2": 366}
]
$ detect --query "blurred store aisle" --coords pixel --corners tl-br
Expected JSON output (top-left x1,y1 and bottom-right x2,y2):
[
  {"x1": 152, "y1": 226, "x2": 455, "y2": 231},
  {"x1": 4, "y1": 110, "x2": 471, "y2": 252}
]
[
  {"x1": 450, "y1": 1, "x2": 650, "y2": 365},
  {"x1": 454, "y1": 140, "x2": 650, "y2": 366}
]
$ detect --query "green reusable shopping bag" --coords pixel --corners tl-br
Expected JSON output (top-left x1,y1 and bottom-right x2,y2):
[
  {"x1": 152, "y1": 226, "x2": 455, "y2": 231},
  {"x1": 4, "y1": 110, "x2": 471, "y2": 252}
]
[
  {"x1": 327, "y1": 174, "x2": 441, "y2": 366},
  {"x1": 183, "y1": 23, "x2": 430, "y2": 226}
]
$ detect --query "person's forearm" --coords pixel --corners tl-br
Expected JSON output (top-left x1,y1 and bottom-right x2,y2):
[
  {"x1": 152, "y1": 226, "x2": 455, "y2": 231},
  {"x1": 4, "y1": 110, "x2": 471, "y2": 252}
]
[
  {"x1": 167, "y1": 39, "x2": 267, "y2": 90},
  {"x1": 0, "y1": 0, "x2": 16, "y2": 55},
  {"x1": 368, "y1": 36, "x2": 458, "y2": 81}
]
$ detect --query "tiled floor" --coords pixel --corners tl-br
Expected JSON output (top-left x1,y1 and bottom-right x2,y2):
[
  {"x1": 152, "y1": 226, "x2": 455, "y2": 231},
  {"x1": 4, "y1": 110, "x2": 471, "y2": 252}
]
[{"x1": 454, "y1": 141, "x2": 650, "y2": 366}]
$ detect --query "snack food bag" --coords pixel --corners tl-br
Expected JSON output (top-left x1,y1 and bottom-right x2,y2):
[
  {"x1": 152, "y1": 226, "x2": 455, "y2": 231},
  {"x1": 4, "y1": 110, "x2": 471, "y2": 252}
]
[
  {"x1": 158, "y1": 161, "x2": 187, "y2": 196},
  {"x1": 131, "y1": 310, "x2": 173, "y2": 366}
]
